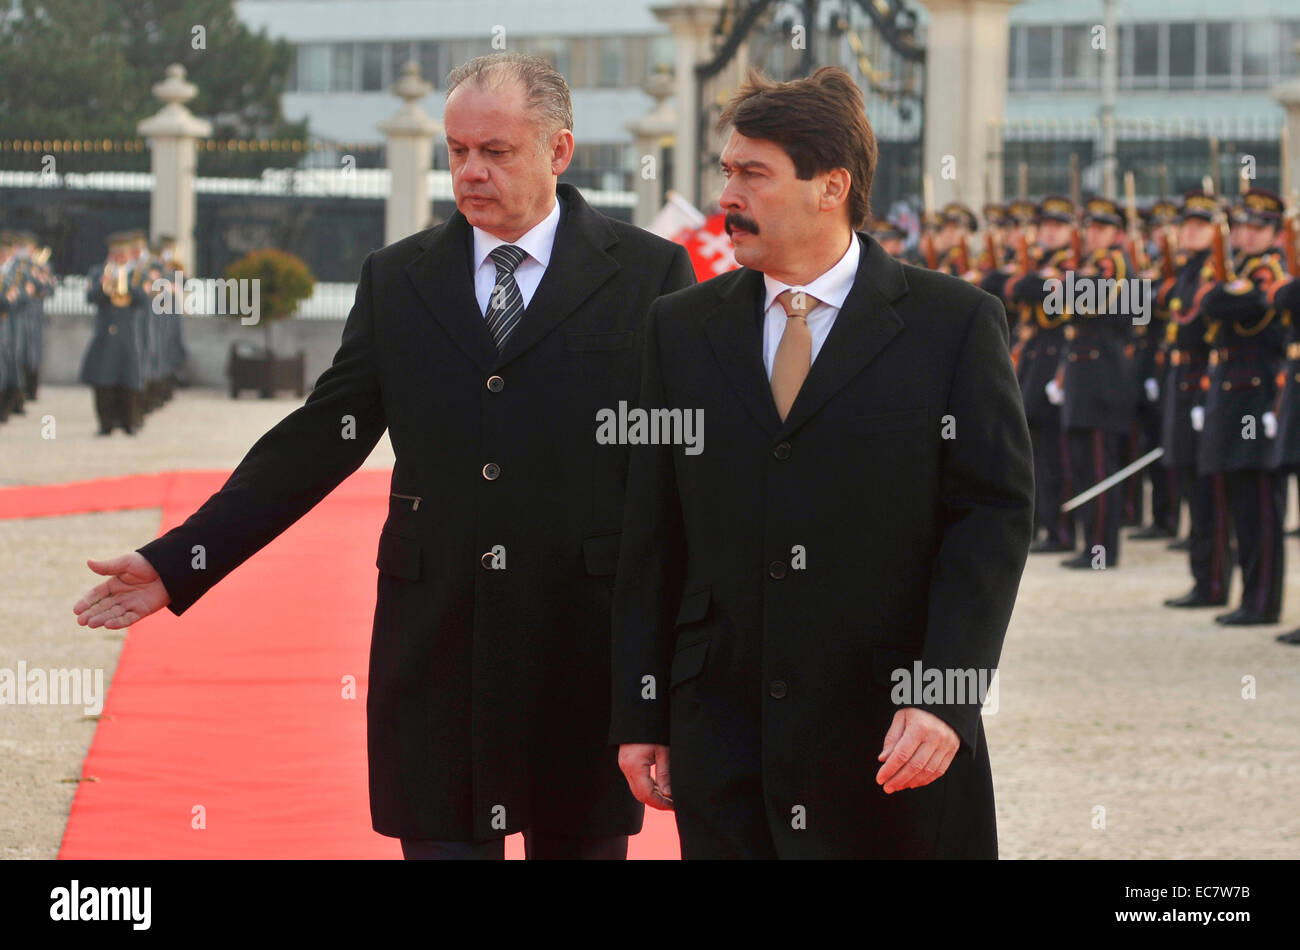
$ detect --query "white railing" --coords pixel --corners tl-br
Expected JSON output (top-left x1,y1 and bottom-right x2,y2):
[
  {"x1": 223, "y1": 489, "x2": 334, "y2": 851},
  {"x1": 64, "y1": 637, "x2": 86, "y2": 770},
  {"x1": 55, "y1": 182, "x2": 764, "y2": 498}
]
[{"x1": 49, "y1": 274, "x2": 357, "y2": 320}]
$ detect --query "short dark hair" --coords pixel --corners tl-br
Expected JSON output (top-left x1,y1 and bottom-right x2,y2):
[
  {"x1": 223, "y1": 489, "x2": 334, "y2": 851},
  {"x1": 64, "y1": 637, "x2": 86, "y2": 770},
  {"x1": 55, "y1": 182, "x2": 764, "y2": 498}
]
[{"x1": 718, "y1": 67, "x2": 877, "y2": 231}]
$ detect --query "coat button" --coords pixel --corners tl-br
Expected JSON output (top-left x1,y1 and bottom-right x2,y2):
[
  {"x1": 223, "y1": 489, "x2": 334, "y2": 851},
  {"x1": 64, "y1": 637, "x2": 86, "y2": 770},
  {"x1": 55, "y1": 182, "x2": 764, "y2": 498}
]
[
  {"x1": 482, "y1": 462, "x2": 500, "y2": 480},
  {"x1": 1223, "y1": 382, "x2": 1232, "y2": 391},
  {"x1": 480, "y1": 552, "x2": 496, "y2": 569},
  {"x1": 773, "y1": 442, "x2": 791, "y2": 460},
  {"x1": 768, "y1": 560, "x2": 786, "y2": 579},
  {"x1": 769, "y1": 680, "x2": 787, "y2": 699},
  {"x1": 108, "y1": 324, "x2": 118, "y2": 334},
  {"x1": 486, "y1": 375, "x2": 504, "y2": 392}
]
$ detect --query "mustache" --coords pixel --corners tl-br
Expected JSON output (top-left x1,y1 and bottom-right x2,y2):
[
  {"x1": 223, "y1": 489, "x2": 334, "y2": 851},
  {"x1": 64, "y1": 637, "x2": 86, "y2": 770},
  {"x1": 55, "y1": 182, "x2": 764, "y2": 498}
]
[{"x1": 725, "y1": 213, "x2": 759, "y2": 235}]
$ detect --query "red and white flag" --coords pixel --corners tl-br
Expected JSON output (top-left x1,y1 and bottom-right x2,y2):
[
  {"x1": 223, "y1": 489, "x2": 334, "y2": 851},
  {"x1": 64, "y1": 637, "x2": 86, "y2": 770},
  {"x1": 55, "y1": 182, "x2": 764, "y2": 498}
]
[{"x1": 648, "y1": 192, "x2": 741, "y2": 282}]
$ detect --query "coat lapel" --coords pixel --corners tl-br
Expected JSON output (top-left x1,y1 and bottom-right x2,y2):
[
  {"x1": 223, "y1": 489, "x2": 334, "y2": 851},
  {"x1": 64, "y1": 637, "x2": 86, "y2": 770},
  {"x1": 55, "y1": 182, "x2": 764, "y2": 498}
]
[
  {"x1": 496, "y1": 183, "x2": 620, "y2": 367},
  {"x1": 404, "y1": 212, "x2": 497, "y2": 372},
  {"x1": 703, "y1": 267, "x2": 782, "y2": 436},
  {"x1": 777, "y1": 233, "x2": 907, "y2": 437}
]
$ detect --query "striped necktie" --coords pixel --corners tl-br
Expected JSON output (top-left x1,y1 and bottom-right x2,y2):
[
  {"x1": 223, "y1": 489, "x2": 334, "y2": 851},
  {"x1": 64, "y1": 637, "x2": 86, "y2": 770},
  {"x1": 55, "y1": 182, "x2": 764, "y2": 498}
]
[{"x1": 485, "y1": 244, "x2": 527, "y2": 349}]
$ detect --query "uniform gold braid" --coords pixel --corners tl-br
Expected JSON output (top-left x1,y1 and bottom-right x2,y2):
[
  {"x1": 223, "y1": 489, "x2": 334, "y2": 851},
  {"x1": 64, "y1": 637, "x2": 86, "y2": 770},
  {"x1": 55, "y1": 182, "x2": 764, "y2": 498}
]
[{"x1": 1035, "y1": 248, "x2": 1071, "y2": 329}]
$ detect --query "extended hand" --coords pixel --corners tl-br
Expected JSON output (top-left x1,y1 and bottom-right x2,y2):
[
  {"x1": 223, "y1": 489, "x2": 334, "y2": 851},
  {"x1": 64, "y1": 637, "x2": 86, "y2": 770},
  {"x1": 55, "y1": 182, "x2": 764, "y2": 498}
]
[
  {"x1": 73, "y1": 552, "x2": 170, "y2": 629},
  {"x1": 618, "y1": 743, "x2": 674, "y2": 810},
  {"x1": 876, "y1": 707, "x2": 960, "y2": 794}
]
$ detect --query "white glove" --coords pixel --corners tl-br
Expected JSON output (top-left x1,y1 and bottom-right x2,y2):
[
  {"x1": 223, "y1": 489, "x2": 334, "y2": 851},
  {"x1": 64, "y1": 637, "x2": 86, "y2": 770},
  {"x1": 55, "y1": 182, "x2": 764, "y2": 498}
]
[
  {"x1": 1144, "y1": 377, "x2": 1159, "y2": 402},
  {"x1": 1264, "y1": 411, "x2": 1278, "y2": 439},
  {"x1": 1191, "y1": 406, "x2": 1205, "y2": 432},
  {"x1": 1045, "y1": 378, "x2": 1065, "y2": 406}
]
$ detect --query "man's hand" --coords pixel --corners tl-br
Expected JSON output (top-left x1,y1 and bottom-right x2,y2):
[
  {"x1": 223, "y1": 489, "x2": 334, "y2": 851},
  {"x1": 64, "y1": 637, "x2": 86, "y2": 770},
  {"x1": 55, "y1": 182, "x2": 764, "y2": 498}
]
[
  {"x1": 1191, "y1": 405, "x2": 1205, "y2": 432},
  {"x1": 618, "y1": 743, "x2": 673, "y2": 810},
  {"x1": 73, "y1": 553, "x2": 171, "y2": 629},
  {"x1": 876, "y1": 707, "x2": 960, "y2": 794},
  {"x1": 1045, "y1": 378, "x2": 1065, "y2": 406}
]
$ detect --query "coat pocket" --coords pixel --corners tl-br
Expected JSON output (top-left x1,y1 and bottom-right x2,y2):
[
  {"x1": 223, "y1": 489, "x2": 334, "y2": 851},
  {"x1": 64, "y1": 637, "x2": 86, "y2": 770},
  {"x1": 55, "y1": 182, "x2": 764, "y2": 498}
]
[
  {"x1": 582, "y1": 531, "x2": 621, "y2": 576},
  {"x1": 670, "y1": 636, "x2": 709, "y2": 689},
  {"x1": 376, "y1": 530, "x2": 422, "y2": 581},
  {"x1": 674, "y1": 586, "x2": 711, "y2": 627},
  {"x1": 565, "y1": 330, "x2": 635, "y2": 351}
]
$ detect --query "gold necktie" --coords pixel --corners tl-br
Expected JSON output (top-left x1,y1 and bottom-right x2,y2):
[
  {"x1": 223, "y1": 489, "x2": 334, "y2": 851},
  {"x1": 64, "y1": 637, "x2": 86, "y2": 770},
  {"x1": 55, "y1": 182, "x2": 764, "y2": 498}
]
[{"x1": 771, "y1": 289, "x2": 820, "y2": 421}]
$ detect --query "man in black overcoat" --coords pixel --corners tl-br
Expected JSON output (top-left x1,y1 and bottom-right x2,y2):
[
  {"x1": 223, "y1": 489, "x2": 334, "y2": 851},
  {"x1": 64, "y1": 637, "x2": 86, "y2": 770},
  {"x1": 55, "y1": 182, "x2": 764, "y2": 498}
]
[
  {"x1": 73, "y1": 53, "x2": 695, "y2": 860},
  {"x1": 611, "y1": 67, "x2": 1033, "y2": 858}
]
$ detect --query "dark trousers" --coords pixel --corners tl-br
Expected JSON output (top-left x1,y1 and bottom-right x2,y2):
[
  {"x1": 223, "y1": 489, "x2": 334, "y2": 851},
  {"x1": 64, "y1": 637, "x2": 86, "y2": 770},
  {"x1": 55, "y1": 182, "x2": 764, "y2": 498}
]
[
  {"x1": 1184, "y1": 468, "x2": 1232, "y2": 603},
  {"x1": 93, "y1": 385, "x2": 142, "y2": 433},
  {"x1": 1130, "y1": 410, "x2": 1176, "y2": 531},
  {"x1": 399, "y1": 830, "x2": 629, "y2": 860},
  {"x1": 1223, "y1": 469, "x2": 1285, "y2": 620},
  {"x1": 1030, "y1": 420, "x2": 1075, "y2": 546},
  {"x1": 1068, "y1": 428, "x2": 1121, "y2": 566}
]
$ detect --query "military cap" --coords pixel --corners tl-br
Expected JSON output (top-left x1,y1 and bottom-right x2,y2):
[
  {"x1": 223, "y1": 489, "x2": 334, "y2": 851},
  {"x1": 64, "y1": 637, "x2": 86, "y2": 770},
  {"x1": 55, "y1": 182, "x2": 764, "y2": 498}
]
[
  {"x1": 1008, "y1": 199, "x2": 1037, "y2": 224},
  {"x1": 867, "y1": 217, "x2": 905, "y2": 241},
  {"x1": 0, "y1": 230, "x2": 19, "y2": 247},
  {"x1": 1082, "y1": 195, "x2": 1126, "y2": 229},
  {"x1": 1037, "y1": 195, "x2": 1076, "y2": 224},
  {"x1": 15, "y1": 230, "x2": 39, "y2": 245},
  {"x1": 982, "y1": 203, "x2": 1009, "y2": 227},
  {"x1": 1238, "y1": 188, "x2": 1283, "y2": 226},
  {"x1": 106, "y1": 230, "x2": 135, "y2": 248},
  {"x1": 1177, "y1": 189, "x2": 1218, "y2": 222},
  {"x1": 940, "y1": 202, "x2": 977, "y2": 231},
  {"x1": 1147, "y1": 200, "x2": 1179, "y2": 225}
]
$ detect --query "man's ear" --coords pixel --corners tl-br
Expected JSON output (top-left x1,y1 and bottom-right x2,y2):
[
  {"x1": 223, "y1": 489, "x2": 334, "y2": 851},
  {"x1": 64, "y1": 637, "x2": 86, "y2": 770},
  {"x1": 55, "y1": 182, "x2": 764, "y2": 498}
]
[{"x1": 820, "y1": 168, "x2": 852, "y2": 217}]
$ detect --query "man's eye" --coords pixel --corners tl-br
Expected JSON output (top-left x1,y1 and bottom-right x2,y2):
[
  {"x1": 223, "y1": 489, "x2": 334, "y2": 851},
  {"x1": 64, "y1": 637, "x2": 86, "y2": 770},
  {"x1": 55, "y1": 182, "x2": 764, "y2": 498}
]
[{"x1": 487, "y1": 149, "x2": 506, "y2": 156}]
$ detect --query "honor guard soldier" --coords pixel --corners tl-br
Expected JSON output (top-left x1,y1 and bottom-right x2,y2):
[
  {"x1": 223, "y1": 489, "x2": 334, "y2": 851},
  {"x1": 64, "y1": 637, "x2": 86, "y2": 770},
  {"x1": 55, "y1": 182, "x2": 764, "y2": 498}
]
[
  {"x1": 1161, "y1": 190, "x2": 1233, "y2": 608},
  {"x1": 0, "y1": 230, "x2": 28, "y2": 419},
  {"x1": 1268, "y1": 241, "x2": 1300, "y2": 642},
  {"x1": 867, "y1": 216, "x2": 906, "y2": 258},
  {"x1": 123, "y1": 229, "x2": 161, "y2": 416},
  {"x1": 151, "y1": 233, "x2": 188, "y2": 403},
  {"x1": 12, "y1": 230, "x2": 55, "y2": 402},
  {"x1": 1197, "y1": 188, "x2": 1288, "y2": 625},
  {"x1": 1054, "y1": 196, "x2": 1135, "y2": 569},
  {"x1": 1129, "y1": 201, "x2": 1182, "y2": 538},
  {"x1": 80, "y1": 231, "x2": 149, "y2": 434},
  {"x1": 1004, "y1": 196, "x2": 1077, "y2": 553},
  {"x1": 933, "y1": 201, "x2": 979, "y2": 279}
]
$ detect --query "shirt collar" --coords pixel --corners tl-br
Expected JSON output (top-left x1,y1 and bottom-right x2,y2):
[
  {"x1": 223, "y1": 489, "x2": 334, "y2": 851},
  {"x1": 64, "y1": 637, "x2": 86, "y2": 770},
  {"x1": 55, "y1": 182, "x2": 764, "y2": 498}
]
[
  {"x1": 762, "y1": 232, "x2": 860, "y2": 314},
  {"x1": 472, "y1": 192, "x2": 563, "y2": 272}
]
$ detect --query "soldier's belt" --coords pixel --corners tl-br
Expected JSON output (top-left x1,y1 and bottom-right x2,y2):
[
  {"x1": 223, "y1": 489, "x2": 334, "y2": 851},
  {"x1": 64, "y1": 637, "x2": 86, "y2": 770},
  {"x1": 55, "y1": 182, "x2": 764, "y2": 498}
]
[{"x1": 1209, "y1": 345, "x2": 1271, "y2": 366}]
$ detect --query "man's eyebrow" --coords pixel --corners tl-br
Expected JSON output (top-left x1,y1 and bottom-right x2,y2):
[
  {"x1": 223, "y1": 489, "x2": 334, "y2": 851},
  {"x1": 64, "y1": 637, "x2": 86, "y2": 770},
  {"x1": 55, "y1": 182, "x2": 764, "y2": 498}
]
[
  {"x1": 445, "y1": 137, "x2": 512, "y2": 149},
  {"x1": 720, "y1": 158, "x2": 772, "y2": 172}
]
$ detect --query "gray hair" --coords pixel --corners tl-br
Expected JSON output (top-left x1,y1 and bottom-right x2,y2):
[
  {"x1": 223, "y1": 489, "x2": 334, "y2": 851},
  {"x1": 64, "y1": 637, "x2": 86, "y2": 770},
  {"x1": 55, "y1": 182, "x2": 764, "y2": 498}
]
[{"x1": 445, "y1": 52, "x2": 573, "y2": 149}]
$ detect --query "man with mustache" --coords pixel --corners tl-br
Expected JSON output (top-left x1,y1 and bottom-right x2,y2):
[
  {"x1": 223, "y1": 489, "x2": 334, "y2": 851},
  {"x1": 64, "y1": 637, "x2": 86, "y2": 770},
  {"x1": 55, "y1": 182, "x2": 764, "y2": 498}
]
[
  {"x1": 73, "y1": 52, "x2": 695, "y2": 859},
  {"x1": 610, "y1": 67, "x2": 1033, "y2": 858}
]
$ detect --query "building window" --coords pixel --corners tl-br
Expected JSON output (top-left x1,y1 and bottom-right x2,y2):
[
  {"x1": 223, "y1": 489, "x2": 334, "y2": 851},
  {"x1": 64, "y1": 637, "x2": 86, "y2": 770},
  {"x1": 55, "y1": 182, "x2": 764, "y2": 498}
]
[
  {"x1": 1168, "y1": 22, "x2": 1196, "y2": 89},
  {"x1": 597, "y1": 37, "x2": 625, "y2": 87},
  {"x1": 1204, "y1": 21, "x2": 1233, "y2": 88},
  {"x1": 1025, "y1": 25, "x2": 1053, "y2": 83},
  {"x1": 1062, "y1": 24, "x2": 1098, "y2": 89},
  {"x1": 1241, "y1": 21, "x2": 1272, "y2": 86},
  {"x1": 360, "y1": 42, "x2": 384, "y2": 91},
  {"x1": 297, "y1": 43, "x2": 329, "y2": 93},
  {"x1": 332, "y1": 43, "x2": 355, "y2": 92},
  {"x1": 417, "y1": 40, "x2": 444, "y2": 89}
]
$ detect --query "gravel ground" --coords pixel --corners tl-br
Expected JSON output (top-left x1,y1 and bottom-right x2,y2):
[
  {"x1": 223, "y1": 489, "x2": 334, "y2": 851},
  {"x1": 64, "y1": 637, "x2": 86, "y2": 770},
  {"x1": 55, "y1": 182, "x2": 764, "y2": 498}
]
[{"x1": 1, "y1": 384, "x2": 1296, "y2": 858}]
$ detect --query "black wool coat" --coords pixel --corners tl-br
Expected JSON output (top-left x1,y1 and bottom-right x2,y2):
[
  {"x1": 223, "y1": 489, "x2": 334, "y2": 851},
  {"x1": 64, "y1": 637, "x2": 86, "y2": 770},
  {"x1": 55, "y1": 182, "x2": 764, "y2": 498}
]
[
  {"x1": 610, "y1": 233, "x2": 1034, "y2": 858},
  {"x1": 137, "y1": 183, "x2": 696, "y2": 840}
]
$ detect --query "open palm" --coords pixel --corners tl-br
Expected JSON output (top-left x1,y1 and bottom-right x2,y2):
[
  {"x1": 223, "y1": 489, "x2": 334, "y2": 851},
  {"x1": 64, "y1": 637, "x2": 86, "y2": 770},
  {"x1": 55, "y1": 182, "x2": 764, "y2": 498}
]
[{"x1": 73, "y1": 553, "x2": 171, "y2": 629}]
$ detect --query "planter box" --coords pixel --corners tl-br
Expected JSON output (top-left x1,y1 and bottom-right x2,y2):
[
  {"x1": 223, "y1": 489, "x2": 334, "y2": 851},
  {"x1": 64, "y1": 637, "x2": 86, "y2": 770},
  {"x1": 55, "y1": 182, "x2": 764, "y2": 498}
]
[{"x1": 226, "y1": 341, "x2": 306, "y2": 398}]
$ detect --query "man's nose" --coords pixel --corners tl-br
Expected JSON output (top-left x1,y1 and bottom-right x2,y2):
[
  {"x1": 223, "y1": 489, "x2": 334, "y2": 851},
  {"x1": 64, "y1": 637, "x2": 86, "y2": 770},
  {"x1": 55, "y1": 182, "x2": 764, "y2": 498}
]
[{"x1": 718, "y1": 180, "x2": 743, "y2": 212}]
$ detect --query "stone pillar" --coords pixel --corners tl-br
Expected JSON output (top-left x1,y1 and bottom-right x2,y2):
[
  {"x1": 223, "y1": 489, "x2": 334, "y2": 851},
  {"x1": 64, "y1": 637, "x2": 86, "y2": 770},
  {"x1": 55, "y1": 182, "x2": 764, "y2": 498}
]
[
  {"x1": 136, "y1": 64, "x2": 211, "y2": 272},
  {"x1": 919, "y1": 0, "x2": 1021, "y2": 206},
  {"x1": 1275, "y1": 79, "x2": 1300, "y2": 197},
  {"x1": 653, "y1": 0, "x2": 723, "y2": 209},
  {"x1": 626, "y1": 68, "x2": 678, "y2": 227},
  {"x1": 378, "y1": 61, "x2": 442, "y2": 246}
]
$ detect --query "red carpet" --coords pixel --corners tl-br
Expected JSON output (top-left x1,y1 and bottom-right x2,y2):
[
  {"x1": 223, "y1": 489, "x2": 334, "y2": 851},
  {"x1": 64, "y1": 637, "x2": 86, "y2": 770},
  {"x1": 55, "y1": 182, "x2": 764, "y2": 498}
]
[{"x1": 0, "y1": 471, "x2": 679, "y2": 858}]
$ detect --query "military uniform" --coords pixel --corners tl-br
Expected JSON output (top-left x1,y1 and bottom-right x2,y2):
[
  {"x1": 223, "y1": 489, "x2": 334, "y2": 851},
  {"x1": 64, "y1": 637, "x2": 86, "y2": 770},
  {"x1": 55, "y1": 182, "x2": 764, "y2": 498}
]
[
  {"x1": 1161, "y1": 190, "x2": 1232, "y2": 608},
  {"x1": 1005, "y1": 196, "x2": 1079, "y2": 553},
  {"x1": 1056, "y1": 197, "x2": 1136, "y2": 569},
  {"x1": 1269, "y1": 260, "x2": 1300, "y2": 642},
  {"x1": 1196, "y1": 189, "x2": 1288, "y2": 624},
  {"x1": 1128, "y1": 201, "x2": 1182, "y2": 539},
  {"x1": 0, "y1": 231, "x2": 27, "y2": 419},
  {"x1": 11, "y1": 232, "x2": 55, "y2": 402},
  {"x1": 80, "y1": 232, "x2": 149, "y2": 434}
]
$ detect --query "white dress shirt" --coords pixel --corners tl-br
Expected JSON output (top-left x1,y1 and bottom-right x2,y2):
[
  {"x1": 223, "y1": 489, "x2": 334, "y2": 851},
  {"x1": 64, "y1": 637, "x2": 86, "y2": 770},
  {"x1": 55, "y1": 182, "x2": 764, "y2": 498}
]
[
  {"x1": 761, "y1": 233, "x2": 861, "y2": 380},
  {"x1": 472, "y1": 194, "x2": 563, "y2": 316}
]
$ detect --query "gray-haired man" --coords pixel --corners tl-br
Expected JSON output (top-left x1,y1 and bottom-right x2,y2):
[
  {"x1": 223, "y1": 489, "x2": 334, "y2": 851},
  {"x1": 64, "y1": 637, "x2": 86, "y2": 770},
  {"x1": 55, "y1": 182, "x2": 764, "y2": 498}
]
[{"x1": 74, "y1": 53, "x2": 697, "y2": 859}]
